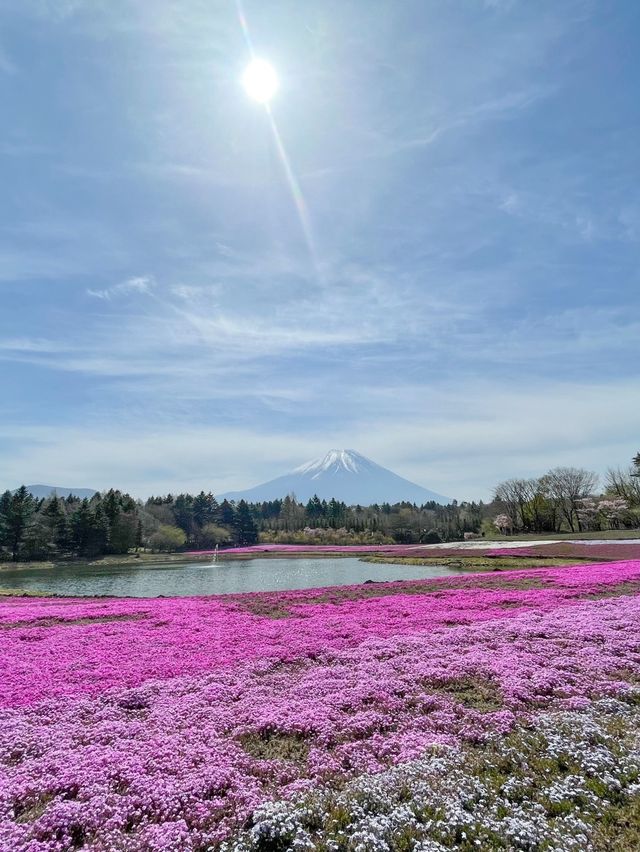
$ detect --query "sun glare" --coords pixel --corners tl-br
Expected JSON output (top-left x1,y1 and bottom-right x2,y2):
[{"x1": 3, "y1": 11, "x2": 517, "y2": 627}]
[{"x1": 242, "y1": 58, "x2": 278, "y2": 103}]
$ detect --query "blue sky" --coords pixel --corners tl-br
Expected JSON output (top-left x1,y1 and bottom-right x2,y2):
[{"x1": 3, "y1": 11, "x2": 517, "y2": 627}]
[{"x1": 1, "y1": 0, "x2": 639, "y2": 500}]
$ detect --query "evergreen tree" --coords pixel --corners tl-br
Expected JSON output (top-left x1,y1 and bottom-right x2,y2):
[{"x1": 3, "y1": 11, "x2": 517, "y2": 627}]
[
  {"x1": 327, "y1": 498, "x2": 342, "y2": 528},
  {"x1": 0, "y1": 490, "x2": 12, "y2": 552},
  {"x1": 192, "y1": 491, "x2": 219, "y2": 528},
  {"x1": 43, "y1": 495, "x2": 69, "y2": 554},
  {"x1": 70, "y1": 500, "x2": 110, "y2": 556},
  {"x1": 219, "y1": 499, "x2": 237, "y2": 527},
  {"x1": 102, "y1": 490, "x2": 121, "y2": 523},
  {"x1": 305, "y1": 494, "x2": 324, "y2": 522},
  {"x1": 1, "y1": 486, "x2": 37, "y2": 560},
  {"x1": 109, "y1": 511, "x2": 138, "y2": 553},
  {"x1": 234, "y1": 500, "x2": 258, "y2": 546},
  {"x1": 173, "y1": 494, "x2": 195, "y2": 536}
]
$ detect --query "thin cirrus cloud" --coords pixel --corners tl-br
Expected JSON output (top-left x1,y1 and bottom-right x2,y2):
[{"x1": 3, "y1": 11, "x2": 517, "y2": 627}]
[{"x1": 87, "y1": 275, "x2": 155, "y2": 301}]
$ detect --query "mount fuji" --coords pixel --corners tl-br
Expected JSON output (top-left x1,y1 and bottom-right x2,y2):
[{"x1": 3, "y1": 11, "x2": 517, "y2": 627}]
[{"x1": 220, "y1": 450, "x2": 451, "y2": 506}]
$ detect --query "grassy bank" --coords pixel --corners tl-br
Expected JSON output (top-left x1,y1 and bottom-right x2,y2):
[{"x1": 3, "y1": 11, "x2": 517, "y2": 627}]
[
  {"x1": 0, "y1": 551, "x2": 213, "y2": 572},
  {"x1": 362, "y1": 555, "x2": 587, "y2": 571},
  {"x1": 0, "y1": 587, "x2": 50, "y2": 597}
]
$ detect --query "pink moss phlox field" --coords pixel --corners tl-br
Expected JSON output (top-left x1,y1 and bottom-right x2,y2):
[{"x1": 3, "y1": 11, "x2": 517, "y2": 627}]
[
  {"x1": 488, "y1": 542, "x2": 640, "y2": 560},
  {"x1": 2, "y1": 561, "x2": 640, "y2": 849},
  {"x1": 1, "y1": 561, "x2": 640, "y2": 708}
]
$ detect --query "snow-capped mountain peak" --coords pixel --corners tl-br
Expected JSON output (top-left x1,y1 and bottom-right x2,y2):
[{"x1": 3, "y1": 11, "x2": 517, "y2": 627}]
[
  {"x1": 294, "y1": 449, "x2": 371, "y2": 478},
  {"x1": 221, "y1": 449, "x2": 451, "y2": 506}
]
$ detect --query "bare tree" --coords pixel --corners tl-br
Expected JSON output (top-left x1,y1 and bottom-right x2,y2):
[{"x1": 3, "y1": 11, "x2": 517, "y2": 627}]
[
  {"x1": 493, "y1": 478, "x2": 545, "y2": 532},
  {"x1": 606, "y1": 468, "x2": 640, "y2": 507},
  {"x1": 494, "y1": 479, "x2": 528, "y2": 531},
  {"x1": 598, "y1": 498, "x2": 630, "y2": 529},
  {"x1": 541, "y1": 467, "x2": 598, "y2": 533}
]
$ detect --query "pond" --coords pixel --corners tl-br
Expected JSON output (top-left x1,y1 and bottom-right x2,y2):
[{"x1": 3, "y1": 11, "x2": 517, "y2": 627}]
[{"x1": 0, "y1": 557, "x2": 467, "y2": 598}]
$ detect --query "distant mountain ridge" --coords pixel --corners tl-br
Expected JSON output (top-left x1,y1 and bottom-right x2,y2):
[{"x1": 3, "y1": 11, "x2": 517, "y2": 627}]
[
  {"x1": 21, "y1": 485, "x2": 99, "y2": 499},
  {"x1": 220, "y1": 449, "x2": 451, "y2": 506}
]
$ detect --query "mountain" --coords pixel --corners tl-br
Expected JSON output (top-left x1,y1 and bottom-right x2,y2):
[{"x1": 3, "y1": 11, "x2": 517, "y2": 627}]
[
  {"x1": 22, "y1": 485, "x2": 99, "y2": 499},
  {"x1": 220, "y1": 450, "x2": 451, "y2": 506}
]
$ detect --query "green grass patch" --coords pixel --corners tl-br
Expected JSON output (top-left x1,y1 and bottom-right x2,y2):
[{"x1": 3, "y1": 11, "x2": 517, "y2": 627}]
[
  {"x1": 362, "y1": 555, "x2": 587, "y2": 570},
  {"x1": 14, "y1": 792, "x2": 55, "y2": 824},
  {"x1": 0, "y1": 588, "x2": 51, "y2": 597},
  {"x1": 611, "y1": 668, "x2": 640, "y2": 686},
  {"x1": 594, "y1": 795, "x2": 640, "y2": 851},
  {"x1": 237, "y1": 731, "x2": 310, "y2": 765},
  {"x1": 429, "y1": 675, "x2": 503, "y2": 712},
  {"x1": 580, "y1": 580, "x2": 640, "y2": 600},
  {"x1": 1, "y1": 613, "x2": 148, "y2": 629}
]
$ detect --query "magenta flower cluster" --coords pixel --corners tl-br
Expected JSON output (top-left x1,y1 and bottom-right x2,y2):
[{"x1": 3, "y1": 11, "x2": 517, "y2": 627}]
[{"x1": 1, "y1": 560, "x2": 640, "y2": 850}]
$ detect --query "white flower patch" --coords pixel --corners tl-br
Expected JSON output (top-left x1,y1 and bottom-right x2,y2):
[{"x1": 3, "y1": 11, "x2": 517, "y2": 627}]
[{"x1": 221, "y1": 701, "x2": 640, "y2": 852}]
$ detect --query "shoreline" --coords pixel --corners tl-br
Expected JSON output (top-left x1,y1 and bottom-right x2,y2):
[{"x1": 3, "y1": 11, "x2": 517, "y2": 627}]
[
  {"x1": 3, "y1": 536, "x2": 640, "y2": 575},
  {"x1": 360, "y1": 555, "x2": 589, "y2": 571}
]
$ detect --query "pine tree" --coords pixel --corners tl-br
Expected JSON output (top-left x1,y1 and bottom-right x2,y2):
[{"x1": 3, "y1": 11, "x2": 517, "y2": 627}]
[
  {"x1": 192, "y1": 491, "x2": 219, "y2": 528},
  {"x1": 70, "y1": 500, "x2": 109, "y2": 556},
  {"x1": 173, "y1": 494, "x2": 195, "y2": 536},
  {"x1": 306, "y1": 494, "x2": 324, "y2": 522},
  {"x1": 2, "y1": 486, "x2": 37, "y2": 560},
  {"x1": 234, "y1": 500, "x2": 258, "y2": 546},
  {"x1": 0, "y1": 490, "x2": 12, "y2": 553},
  {"x1": 43, "y1": 495, "x2": 69, "y2": 554},
  {"x1": 219, "y1": 499, "x2": 237, "y2": 527}
]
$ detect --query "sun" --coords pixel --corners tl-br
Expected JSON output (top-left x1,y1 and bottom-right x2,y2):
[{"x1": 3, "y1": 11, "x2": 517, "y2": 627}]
[{"x1": 242, "y1": 58, "x2": 278, "y2": 103}]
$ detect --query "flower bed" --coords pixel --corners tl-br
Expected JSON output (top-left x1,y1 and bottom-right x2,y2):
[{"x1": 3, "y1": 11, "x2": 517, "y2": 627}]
[
  {"x1": 223, "y1": 700, "x2": 640, "y2": 852},
  {"x1": 1, "y1": 561, "x2": 640, "y2": 849},
  {"x1": 488, "y1": 543, "x2": 640, "y2": 561}
]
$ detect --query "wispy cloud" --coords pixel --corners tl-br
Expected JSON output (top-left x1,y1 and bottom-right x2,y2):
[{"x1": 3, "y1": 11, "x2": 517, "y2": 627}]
[
  {"x1": 0, "y1": 337, "x2": 73, "y2": 353},
  {"x1": 87, "y1": 275, "x2": 155, "y2": 301},
  {"x1": 386, "y1": 87, "x2": 550, "y2": 158}
]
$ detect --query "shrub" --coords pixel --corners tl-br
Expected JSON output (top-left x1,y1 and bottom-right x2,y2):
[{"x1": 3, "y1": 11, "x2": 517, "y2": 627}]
[{"x1": 148, "y1": 524, "x2": 186, "y2": 552}]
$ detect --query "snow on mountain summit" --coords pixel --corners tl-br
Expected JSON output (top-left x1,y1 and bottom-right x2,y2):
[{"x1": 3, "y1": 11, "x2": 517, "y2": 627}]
[
  {"x1": 294, "y1": 449, "x2": 371, "y2": 478},
  {"x1": 221, "y1": 449, "x2": 451, "y2": 506}
]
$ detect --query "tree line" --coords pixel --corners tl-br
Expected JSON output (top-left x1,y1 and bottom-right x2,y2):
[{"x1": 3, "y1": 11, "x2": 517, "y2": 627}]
[
  {"x1": 0, "y1": 488, "x2": 141, "y2": 561},
  {"x1": 2, "y1": 450, "x2": 638, "y2": 561},
  {"x1": 252, "y1": 495, "x2": 482, "y2": 544},
  {"x1": 492, "y1": 454, "x2": 640, "y2": 535},
  {"x1": 0, "y1": 487, "x2": 483, "y2": 562},
  {"x1": 0, "y1": 488, "x2": 262, "y2": 562}
]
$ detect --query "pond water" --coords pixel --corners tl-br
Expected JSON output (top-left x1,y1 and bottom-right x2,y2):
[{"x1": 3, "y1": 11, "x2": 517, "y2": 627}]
[{"x1": 0, "y1": 557, "x2": 466, "y2": 598}]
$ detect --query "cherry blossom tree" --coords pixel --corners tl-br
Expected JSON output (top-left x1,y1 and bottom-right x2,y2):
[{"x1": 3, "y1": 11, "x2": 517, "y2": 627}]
[{"x1": 493, "y1": 514, "x2": 513, "y2": 535}]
